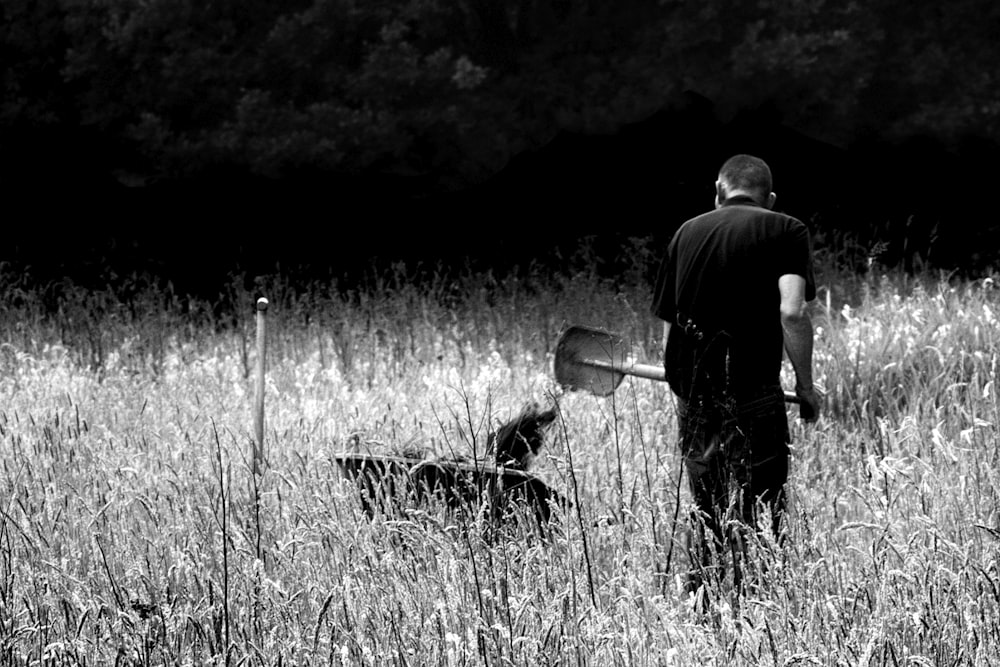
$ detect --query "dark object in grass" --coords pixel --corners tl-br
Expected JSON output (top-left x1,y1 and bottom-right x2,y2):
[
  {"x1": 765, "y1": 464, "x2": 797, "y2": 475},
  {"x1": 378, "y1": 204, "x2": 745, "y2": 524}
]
[
  {"x1": 490, "y1": 402, "x2": 557, "y2": 469},
  {"x1": 333, "y1": 403, "x2": 567, "y2": 530}
]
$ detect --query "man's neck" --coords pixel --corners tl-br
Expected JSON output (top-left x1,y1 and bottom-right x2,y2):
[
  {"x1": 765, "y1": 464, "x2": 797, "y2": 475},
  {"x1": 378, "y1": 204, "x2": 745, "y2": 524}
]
[{"x1": 722, "y1": 189, "x2": 760, "y2": 204}]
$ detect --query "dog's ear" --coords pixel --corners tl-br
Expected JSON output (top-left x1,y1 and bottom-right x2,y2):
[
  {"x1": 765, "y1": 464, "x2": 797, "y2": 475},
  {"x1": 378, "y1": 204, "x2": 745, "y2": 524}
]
[
  {"x1": 520, "y1": 400, "x2": 558, "y2": 425},
  {"x1": 537, "y1": 408, "x2": 557, "y2": 428},
  {"x1": 525, "y1": 404, "x2": 558, "y2": 441}
]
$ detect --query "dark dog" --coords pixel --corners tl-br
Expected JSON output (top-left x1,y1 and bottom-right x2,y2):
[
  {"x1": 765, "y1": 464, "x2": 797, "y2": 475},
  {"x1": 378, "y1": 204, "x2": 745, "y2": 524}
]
[
  {"x1": 334, "y1": 403, "x2": 567, "y2": 531},
  {"x1": 490, "y1": 402, "x2": 558, "y2": 469}
]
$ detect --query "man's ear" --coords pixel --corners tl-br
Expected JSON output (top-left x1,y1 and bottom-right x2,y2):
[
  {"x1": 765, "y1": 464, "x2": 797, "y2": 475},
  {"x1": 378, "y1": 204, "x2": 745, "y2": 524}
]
[
  {"x1": 715, "y1": 180, "x2": 725, "y2": 209},
  {"x1": 765, "y1": 192, "x2": 777, "y2": 210}
]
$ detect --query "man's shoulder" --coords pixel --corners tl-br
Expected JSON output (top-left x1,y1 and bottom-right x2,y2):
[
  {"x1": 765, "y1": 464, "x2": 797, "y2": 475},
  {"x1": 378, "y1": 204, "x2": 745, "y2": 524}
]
[
  {"x1": 768, "y1": 208, "x2": 807, "y2": 227},
  {"x1": 729, "y1": 204, "x2": 804, "y2": 225},
  {"x1": 733, "y1": 206, "x2": 810, "y2": 240},
  {"x1": 676, "y1": 206, "x2": 806, "y2": 237},
  {"x1": 673, "y1": 209, "x2": 727, "y2": 237}
]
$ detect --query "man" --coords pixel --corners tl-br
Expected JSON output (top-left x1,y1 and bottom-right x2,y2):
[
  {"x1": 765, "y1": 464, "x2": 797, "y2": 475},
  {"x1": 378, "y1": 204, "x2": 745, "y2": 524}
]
[{"x1": 649, "y1": 154, "x2": 820, "y2": 594}]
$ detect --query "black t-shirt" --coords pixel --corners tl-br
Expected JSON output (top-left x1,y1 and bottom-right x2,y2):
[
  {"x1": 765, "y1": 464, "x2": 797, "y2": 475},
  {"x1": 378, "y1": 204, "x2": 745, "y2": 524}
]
[{"x1": 650, "y1": 195, "x2": 816, "y2": 394}]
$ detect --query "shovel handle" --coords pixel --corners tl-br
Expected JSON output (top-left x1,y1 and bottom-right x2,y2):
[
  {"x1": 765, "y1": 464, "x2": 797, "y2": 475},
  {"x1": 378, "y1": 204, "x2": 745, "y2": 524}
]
[
  {"x1": 580, "y1": 358, "x2": 801, "y2": 403},
  {"x1": 584, "y1": 358, "x2": 665, "y2": 381}
]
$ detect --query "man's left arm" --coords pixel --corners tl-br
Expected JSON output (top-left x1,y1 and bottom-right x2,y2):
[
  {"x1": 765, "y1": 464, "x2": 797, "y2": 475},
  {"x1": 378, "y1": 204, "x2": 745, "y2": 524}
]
[{"x1": 779, "y1": 273, "x2": 820, "y2": 422}]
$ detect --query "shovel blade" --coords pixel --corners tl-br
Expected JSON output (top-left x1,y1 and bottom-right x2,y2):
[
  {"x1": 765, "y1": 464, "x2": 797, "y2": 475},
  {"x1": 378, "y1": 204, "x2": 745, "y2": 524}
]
[{"x1": 554, "y1": 325, "x2": 632, "y2": 396}]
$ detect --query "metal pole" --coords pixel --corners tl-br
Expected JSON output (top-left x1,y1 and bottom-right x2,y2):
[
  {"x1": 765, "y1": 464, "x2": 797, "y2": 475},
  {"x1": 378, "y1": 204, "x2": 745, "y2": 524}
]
[{"x1": 254, "y1": 297, "x2": 268, "y2": 474}]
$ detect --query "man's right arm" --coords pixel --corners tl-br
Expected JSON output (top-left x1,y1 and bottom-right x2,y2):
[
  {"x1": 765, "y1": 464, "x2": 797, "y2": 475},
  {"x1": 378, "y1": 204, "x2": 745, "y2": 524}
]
[{"x1": 778, "y1": 273, "x2": 820, "y2": 422}]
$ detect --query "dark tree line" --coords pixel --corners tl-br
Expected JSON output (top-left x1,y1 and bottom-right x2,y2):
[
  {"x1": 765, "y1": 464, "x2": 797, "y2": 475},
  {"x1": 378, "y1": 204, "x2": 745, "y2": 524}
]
[
  {"x1": 3, "y1": 0, "x2": 998, "y2": 189},
  {"x1": 2, "y1": 0, "x2": 999, "y2": 282}
]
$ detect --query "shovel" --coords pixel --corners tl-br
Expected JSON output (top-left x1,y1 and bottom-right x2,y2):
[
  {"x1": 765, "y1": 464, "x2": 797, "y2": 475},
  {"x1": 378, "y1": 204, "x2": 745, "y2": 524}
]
[{"x1": 554, "y1": 324, "x2": 800, "y2": 403}]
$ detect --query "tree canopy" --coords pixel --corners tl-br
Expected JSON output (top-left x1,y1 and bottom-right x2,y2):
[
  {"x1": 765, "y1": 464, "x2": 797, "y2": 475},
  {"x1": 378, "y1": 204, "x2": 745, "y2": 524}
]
[
  {"x1": 3, "y1": 0, "x2": 1000, "y2": 284},
  {"x1": 3, "y1": 0, "x2": 997, "y2": 192}
]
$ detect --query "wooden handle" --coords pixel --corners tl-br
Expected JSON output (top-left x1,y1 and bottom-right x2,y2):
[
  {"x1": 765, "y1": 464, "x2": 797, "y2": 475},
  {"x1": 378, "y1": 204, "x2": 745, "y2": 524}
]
[
  {"x1": 583, "y1": 357, "x2": 665, "y2": 381},
  {"x1": 581, "y1": 357, "x2": 800, "y2": 403}
]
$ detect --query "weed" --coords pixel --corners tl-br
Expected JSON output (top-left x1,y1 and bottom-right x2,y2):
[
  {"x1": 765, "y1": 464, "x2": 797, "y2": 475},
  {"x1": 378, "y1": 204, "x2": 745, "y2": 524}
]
[{"x1": 0, "y1": 248, "x2": 997, "y2": 663}]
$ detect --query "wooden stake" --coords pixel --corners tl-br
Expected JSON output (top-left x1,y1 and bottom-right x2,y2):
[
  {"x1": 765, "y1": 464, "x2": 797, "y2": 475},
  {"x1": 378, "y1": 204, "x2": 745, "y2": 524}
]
[{"x1": 253, "y1": 297, "x2": 268, "y2": 474}]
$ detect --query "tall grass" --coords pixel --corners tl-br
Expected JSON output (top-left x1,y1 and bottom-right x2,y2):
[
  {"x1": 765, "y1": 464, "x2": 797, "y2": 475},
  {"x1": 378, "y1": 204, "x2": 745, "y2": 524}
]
[{"x1": 0, "y1": 246, "x2": 998, "y2": 665}]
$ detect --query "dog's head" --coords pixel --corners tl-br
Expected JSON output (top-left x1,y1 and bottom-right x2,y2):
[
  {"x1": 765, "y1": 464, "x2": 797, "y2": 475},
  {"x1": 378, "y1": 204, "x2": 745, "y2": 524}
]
[{"x1": 490, "y1": 402, "x2": 558, "y2": 470}]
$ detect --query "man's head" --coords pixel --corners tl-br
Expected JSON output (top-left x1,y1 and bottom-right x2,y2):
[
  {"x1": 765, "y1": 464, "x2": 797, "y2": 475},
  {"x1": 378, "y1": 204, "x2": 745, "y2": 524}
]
[{"x1": 716, "y1": 154, "x2": 776, "y2": 209}]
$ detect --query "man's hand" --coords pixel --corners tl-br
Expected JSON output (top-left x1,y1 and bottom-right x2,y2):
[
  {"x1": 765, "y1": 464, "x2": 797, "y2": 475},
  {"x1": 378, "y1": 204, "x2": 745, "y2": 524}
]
[{"x1": 795, "y1": 386, "x2": 821, "y2": 423}]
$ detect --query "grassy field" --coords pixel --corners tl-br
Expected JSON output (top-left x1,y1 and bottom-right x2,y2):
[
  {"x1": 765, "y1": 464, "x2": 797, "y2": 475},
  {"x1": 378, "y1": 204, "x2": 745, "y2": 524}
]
[{"x1": 1, "y1": 249, "x2": 998, "y2": 665}]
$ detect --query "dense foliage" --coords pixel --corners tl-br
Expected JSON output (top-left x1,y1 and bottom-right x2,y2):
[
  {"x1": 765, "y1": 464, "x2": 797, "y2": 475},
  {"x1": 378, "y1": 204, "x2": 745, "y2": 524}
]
[{"x1": 3, "y1": 0, "x2": 998, "y2": 190}]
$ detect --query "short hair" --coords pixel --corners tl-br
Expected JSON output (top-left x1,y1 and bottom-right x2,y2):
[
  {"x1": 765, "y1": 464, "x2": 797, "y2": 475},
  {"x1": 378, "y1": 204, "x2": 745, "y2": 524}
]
[{"x1": 718, "y1": 154, "x2": 772, "y2": 196}]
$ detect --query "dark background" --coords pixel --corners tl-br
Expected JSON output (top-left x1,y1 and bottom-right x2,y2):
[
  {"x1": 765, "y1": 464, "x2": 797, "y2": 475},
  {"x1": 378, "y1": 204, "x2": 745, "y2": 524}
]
[{"x1": 3, "y1": 0, "x2": 999, "y2": 293}]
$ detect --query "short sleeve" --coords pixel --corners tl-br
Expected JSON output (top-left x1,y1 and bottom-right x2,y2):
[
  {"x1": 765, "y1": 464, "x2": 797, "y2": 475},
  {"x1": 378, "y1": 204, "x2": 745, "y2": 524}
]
[{"x1": 777, "y1": 219, "x2": 816, "y2": 302}]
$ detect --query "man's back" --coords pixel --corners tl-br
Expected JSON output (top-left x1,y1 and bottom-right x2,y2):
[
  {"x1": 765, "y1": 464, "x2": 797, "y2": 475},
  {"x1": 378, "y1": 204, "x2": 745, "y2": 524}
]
[{"x1": 651, "y1": 195, "x2": 815, "y2": 396}]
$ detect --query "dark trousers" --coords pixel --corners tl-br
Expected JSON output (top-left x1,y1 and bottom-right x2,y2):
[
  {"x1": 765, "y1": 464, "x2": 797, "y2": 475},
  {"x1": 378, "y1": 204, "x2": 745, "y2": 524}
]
[{"x1": 677, "y1": 386, "x2": 790, "y2": 592}]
